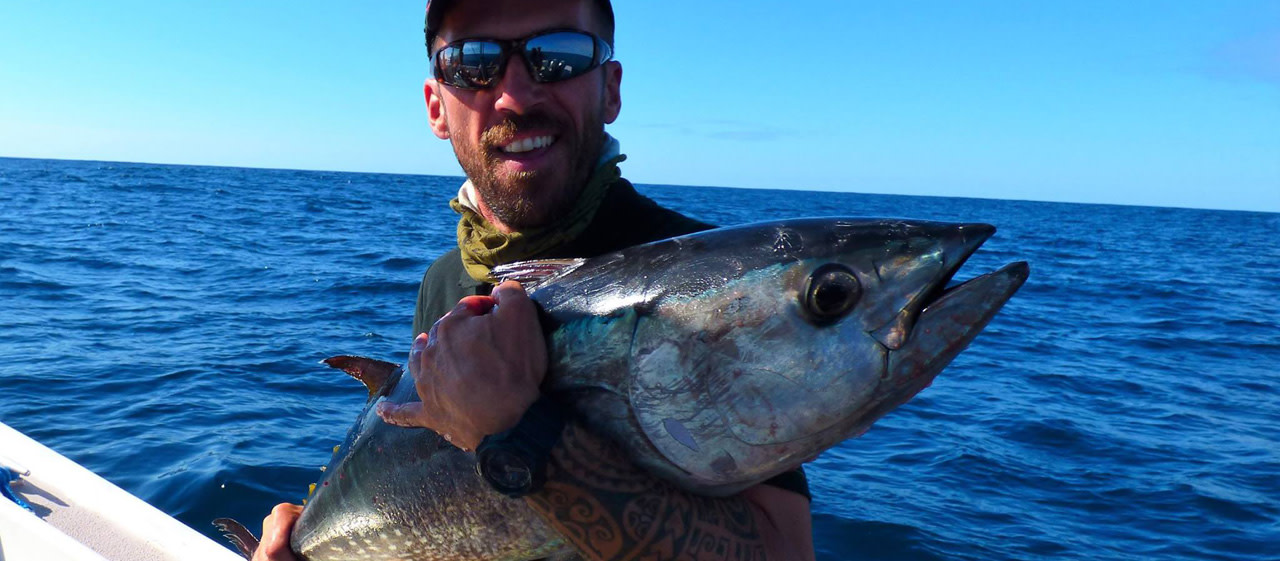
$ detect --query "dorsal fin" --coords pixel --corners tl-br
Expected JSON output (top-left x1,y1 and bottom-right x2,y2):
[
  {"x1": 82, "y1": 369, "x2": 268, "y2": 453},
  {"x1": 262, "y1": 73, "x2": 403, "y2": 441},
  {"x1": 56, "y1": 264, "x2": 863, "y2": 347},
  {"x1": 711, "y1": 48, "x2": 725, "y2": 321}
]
[
  {"x1": 492, "y1": 258, "x2": 586, "y2": 290},
  {"x1": 322, "y1": 356, "x2": 400, "y2": 398}
]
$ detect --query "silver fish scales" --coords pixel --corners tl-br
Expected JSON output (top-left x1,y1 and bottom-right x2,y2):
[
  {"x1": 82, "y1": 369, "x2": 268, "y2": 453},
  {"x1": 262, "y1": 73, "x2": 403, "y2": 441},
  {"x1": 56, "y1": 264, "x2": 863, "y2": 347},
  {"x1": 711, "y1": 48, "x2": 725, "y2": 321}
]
[{"x1": 217, "y1": 217, "x2": 1029, "y2": 560}]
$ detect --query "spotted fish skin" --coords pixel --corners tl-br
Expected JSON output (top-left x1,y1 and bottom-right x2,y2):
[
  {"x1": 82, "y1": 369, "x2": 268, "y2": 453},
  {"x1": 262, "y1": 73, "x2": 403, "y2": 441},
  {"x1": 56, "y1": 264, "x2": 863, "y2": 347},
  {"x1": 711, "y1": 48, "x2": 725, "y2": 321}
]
[
  {"x1": 290, "y1": 362, "x2": 571, "y2": 561},
  {"x1": 279, "y1": 217, "x2": 1027, "y2": 561}
]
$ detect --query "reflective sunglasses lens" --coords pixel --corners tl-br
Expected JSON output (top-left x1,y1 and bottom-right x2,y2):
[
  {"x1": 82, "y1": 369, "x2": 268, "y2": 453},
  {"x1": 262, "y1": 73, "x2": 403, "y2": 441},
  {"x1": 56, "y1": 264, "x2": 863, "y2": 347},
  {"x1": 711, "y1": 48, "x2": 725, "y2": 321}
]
[
  {"x1": 437, "y1": 41, "x2": 504, "y2": 88},
  {"x1": 524, "y1": 32, "x2": 599, "y2": 83}
]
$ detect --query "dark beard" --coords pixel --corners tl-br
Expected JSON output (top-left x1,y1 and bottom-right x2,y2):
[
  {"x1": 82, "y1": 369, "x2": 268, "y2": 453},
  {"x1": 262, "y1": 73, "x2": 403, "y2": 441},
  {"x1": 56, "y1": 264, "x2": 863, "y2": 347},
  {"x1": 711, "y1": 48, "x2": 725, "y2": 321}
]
[{"x1": 455, "y1": 111, "x2": 606, "y2": 230}]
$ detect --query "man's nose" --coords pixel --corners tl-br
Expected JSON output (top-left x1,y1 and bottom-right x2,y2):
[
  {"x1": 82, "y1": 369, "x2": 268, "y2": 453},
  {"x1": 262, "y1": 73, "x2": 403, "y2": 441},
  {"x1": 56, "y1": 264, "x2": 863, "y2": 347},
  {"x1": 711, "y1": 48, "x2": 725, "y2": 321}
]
[{"x1": 492, "y1": 55, "x2": 546, "y2": 115}]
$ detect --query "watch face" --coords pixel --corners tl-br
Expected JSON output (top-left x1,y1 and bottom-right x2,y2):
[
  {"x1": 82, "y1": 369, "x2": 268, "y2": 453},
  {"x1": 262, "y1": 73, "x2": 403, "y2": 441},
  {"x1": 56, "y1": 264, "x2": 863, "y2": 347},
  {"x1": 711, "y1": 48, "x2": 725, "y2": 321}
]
[{"x1": 481, "y1": 447, "x2": 534, "y2": 494}]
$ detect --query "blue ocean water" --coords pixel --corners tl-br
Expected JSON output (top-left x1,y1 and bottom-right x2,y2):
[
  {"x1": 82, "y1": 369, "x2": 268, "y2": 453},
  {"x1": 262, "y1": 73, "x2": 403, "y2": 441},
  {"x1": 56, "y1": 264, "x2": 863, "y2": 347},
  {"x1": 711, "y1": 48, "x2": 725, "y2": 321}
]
[{"x1": 1, "y1": 156, "x2": 1277, "y2": 560}]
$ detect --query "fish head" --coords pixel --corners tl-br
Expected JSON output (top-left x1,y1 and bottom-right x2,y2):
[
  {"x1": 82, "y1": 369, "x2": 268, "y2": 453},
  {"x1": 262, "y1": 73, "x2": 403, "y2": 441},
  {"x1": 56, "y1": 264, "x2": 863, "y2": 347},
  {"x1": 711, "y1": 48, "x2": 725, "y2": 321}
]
[
  {"x1": 774, "y1": 219, "x2": 1031, "y2": 428},
  {"x1": 619, "y1": 218, "x2": 1028, "y2": 493}
]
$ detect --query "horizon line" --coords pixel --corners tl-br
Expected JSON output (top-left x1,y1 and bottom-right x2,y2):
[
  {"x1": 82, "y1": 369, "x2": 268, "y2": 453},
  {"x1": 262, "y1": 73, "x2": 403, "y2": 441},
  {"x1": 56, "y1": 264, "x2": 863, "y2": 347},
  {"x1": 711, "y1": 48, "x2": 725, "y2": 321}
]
[{"x1": 1, "y1": 154, "x2": 1274, "y2": 216}]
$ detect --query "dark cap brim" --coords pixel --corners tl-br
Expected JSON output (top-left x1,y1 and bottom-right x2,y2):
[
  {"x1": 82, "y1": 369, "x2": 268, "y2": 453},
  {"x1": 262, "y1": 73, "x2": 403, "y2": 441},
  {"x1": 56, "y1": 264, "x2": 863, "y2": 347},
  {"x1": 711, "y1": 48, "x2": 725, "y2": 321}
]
[
  {"x1": 423, "y1": 0, "x2": 456, "y2": 53},
  {"x1": 423, "y1": 0, "x2": 615, "y2": 53}
]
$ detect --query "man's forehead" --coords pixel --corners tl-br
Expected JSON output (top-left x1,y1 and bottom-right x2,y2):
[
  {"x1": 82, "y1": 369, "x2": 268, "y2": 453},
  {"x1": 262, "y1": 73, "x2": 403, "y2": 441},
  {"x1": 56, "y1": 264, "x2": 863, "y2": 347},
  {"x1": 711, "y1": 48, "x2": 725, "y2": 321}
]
[{"x1": 437, "y1": 0, "x2": 597, "y2": 42}]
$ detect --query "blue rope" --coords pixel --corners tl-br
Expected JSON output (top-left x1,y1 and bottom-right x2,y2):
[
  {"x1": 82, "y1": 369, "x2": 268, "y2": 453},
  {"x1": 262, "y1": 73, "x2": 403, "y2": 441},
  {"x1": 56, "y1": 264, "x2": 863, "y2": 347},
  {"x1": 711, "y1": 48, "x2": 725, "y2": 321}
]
[{"x1": 0, "y1": 466, "x2": 33, "y2": 511}]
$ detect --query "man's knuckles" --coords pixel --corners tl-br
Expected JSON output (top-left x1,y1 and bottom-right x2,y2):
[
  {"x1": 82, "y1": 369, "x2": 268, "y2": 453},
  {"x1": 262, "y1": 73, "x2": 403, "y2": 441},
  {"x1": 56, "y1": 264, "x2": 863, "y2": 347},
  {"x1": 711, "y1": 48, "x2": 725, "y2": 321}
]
[
  {"x1": 272, "y1": 503, "x2": 300, "y2": 516},
  {"x1": 450, "y1": 295, "x2": 497, "y2": 316}
]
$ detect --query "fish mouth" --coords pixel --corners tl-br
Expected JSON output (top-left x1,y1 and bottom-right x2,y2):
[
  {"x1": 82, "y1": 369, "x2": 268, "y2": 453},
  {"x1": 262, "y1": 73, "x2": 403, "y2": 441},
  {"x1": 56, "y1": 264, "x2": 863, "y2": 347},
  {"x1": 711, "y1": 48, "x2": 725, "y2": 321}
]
[
  {"x1": 918, "y1": 260, "x2": 1031, "y2": 347},
  {"x1": 899, "y1": 221, "x2": 1030, "y2": 372},
  {"x1": 856, "y1": 222, "x2": 1028, "y2": 422},
  {"x1": 873, "y1": 258, "x2": 1029, "y2": 415},
  {"x1": 913, "y1": 222, "x2": 1029, "y2": 340},
  {"x1": 869, "y1": 222, "x2": 997, "y2": 349}
]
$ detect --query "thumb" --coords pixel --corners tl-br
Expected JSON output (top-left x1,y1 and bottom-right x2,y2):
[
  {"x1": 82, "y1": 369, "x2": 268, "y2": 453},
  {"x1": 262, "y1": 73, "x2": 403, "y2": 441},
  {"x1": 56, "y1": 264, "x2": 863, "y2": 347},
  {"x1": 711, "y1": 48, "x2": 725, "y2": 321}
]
[{"x1": 376, "y1": 401, "x2": 430, "y2": 428}]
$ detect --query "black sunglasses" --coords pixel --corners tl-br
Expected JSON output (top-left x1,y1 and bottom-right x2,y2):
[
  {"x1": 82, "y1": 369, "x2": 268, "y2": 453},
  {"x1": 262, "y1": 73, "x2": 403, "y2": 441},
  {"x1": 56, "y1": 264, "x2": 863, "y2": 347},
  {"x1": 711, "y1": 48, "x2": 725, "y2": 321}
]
[{"x1": 431, "y1": 29, "x2": 613, "y2": 90}]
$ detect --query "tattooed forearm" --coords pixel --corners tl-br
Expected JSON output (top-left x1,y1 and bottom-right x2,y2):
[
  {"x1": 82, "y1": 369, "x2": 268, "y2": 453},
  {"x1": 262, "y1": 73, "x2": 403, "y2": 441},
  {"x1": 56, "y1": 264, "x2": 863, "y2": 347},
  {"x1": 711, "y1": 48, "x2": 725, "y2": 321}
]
[{"x1": 525, "y1": 422, "x2": 775, "y2": 561}]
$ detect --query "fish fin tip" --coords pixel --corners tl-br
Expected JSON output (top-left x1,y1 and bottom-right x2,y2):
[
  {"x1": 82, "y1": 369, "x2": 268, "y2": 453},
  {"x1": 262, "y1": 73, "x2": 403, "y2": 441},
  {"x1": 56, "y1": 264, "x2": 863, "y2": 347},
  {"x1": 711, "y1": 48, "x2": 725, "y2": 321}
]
[
  {"x1": 211, "y1": 517, "x2": 258, "y2": 559},
  {"x1": 322, "y1": 355, "x2": 401, "y2": 398}
]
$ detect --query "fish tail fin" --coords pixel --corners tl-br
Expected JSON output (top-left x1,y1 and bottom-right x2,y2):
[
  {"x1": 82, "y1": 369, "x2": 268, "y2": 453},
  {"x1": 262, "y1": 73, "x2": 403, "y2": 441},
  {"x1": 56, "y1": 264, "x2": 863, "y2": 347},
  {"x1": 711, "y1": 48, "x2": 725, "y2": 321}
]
[{"x1": 211, "y1": 517, "x2": 258, "y2": 559}]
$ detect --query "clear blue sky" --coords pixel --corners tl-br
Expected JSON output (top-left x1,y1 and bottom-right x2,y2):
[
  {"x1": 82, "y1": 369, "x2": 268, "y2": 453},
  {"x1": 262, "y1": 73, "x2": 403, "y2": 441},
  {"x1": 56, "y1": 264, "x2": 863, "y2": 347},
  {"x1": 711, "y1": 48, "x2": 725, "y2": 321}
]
[{"x1": 2, "y1": 1, "x2": 1277, "y2": 212}]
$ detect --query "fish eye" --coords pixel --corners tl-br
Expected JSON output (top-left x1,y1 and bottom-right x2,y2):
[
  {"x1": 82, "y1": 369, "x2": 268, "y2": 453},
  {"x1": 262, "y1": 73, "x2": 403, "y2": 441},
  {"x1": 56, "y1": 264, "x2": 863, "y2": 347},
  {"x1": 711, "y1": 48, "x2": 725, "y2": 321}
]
[{"x1": 802, "y1": 264, "x2": 862, "y2": 324}]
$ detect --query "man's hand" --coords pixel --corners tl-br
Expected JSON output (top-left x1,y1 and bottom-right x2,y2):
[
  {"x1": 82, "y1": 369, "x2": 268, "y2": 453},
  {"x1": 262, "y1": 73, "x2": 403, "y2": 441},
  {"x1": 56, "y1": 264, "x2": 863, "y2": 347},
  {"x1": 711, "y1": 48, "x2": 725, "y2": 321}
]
[
  {"x1": 254, "y1": 503, "x2": 303, "y2": 561},
  {"x1": 377, "y1": 280, "x2": 547, "y2": 450}
]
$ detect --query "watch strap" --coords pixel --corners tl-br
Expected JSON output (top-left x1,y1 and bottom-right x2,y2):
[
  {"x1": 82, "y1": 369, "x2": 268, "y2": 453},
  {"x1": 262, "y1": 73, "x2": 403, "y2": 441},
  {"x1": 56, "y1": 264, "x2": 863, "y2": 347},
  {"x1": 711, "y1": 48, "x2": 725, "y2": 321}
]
[{"x1": 476, "y1": 395, "x2": 567, "y2": 497}]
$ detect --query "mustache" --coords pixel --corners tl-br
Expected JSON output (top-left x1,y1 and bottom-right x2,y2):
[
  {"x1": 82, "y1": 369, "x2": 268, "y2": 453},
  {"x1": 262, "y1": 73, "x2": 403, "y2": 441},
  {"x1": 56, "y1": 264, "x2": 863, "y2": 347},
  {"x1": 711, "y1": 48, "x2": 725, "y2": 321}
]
[{"x1": 480, "y1": 113, "x2": 562, "y2": 148}]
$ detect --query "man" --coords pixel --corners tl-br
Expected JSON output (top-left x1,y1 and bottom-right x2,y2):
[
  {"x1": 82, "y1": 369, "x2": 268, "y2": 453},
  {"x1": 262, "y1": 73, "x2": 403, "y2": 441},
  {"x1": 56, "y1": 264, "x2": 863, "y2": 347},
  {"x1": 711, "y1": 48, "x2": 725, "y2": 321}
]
[{"x1": 255, "y1": 1, "x2": 815, "y2": 559}]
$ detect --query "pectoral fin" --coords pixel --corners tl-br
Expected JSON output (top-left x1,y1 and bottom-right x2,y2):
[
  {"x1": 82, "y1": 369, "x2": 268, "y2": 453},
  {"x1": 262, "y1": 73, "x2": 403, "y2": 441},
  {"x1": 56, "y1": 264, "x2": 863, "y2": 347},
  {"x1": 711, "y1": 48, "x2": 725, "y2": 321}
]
[{"x1": 492, "y1": 258, "x2": 586, "y2": 290}]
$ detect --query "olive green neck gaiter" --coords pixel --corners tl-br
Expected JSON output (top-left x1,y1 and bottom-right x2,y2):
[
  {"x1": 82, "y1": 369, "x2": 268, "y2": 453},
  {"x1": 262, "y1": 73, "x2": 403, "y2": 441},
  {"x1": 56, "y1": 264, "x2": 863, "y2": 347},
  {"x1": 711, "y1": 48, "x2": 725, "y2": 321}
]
[{"x1": 450, "y1": 152, "x2": 625, "y2": 283}]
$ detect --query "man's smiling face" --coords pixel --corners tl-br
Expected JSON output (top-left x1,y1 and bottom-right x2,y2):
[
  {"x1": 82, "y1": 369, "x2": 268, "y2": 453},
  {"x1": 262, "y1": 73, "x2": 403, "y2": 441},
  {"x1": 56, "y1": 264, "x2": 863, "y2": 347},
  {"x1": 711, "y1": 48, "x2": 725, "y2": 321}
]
[{"x1": 426, "y1": 0, "x2": 622, "y2": 231}]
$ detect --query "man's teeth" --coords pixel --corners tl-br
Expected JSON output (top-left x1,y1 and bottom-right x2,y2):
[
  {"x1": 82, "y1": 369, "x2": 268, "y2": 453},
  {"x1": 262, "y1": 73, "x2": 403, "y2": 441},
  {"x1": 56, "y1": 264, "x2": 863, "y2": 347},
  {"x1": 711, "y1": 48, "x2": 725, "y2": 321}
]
[{"x1": 502, "y1": 136, "x2": 554, "y2": 154}]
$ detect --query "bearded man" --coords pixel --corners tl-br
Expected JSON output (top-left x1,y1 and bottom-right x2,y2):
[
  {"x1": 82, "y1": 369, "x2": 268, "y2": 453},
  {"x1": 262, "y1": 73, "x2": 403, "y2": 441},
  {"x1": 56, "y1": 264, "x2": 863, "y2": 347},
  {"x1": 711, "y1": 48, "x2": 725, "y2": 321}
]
[{"x1": 254, "y1": 1, "x2": 815, "y2": 559}]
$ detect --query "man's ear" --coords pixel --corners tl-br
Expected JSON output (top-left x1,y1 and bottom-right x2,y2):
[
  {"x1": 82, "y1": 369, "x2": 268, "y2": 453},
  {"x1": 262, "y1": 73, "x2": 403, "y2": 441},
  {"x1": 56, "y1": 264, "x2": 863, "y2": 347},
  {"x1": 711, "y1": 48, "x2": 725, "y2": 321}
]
[
  {"x1": 425, "y1": 78, "x2": 450, "y2": 139},
  {"x1": 602, "y1": 61, "x2": 622, "y2": 124}
]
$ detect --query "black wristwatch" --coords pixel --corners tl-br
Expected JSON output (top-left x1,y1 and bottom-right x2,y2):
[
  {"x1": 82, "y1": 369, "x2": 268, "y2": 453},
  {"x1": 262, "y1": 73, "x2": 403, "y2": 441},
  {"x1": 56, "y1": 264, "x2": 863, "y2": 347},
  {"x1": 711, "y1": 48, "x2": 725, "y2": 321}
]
[{"x1": 476, "y1": 395, "x2": 567, "y2": 498}]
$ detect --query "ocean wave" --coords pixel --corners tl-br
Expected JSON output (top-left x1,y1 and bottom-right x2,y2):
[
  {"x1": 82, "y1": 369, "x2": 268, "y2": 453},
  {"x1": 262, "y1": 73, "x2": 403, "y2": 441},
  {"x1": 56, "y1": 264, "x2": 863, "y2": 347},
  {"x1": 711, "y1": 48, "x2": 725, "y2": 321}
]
[{"x1": 2, "y1": 158, "x2": 1276, "y2": 560}]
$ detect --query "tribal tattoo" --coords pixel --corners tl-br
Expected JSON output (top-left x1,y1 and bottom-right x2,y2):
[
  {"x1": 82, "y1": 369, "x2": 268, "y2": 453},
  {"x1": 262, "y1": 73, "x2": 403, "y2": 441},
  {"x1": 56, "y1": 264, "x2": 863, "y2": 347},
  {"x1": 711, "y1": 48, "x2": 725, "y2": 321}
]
[{"x1": 525, "y1": 422, "x2": 777, "y2": 561}]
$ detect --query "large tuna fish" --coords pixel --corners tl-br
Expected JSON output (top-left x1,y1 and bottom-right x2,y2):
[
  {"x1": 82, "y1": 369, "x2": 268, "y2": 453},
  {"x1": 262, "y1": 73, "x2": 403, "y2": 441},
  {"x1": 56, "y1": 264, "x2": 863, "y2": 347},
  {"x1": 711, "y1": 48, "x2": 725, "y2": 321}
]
[{"x1": 216, "y1": 218, "x2": 1029, "y2": 561}]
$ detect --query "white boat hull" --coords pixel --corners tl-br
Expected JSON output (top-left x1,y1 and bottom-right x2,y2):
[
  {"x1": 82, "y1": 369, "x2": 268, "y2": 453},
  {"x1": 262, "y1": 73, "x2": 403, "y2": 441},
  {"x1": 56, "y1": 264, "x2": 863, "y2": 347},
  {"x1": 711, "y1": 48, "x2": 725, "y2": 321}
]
[{"x1": 0, "y1": 422, "x2": 242, "y2": 561}]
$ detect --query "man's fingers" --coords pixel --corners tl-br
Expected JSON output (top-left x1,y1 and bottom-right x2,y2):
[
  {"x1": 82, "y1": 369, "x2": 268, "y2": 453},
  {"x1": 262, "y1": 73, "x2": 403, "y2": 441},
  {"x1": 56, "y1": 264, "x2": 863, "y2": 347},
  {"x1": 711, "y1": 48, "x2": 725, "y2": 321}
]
[
  {"x1": 411, "y1": 332, "x2": 429, "y2": 369},
  {"x1": 376, "y1": 401, "x2": 430, "y2": 428},
  {"x1": 427, "y1": 295, "x2": 498, "y2": 348},
  {"x1": 408, "y1": 332, "x2": 429, "y2": 377},
  {"x1": 490, "y1": 280, "x2": 526, "y2": 304},
  {"x1": 454, "y1": 295, "x2": 497, "y2": 316},
  {"x1": 264, "y1": 504, "x2": 300, "y2": 543},
  {"x1": 490, "y1": 281, "x2": 535, "y2": 321},
  {"x1": 254, "y1": 503, "x2": 303, "y2": 561}
]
